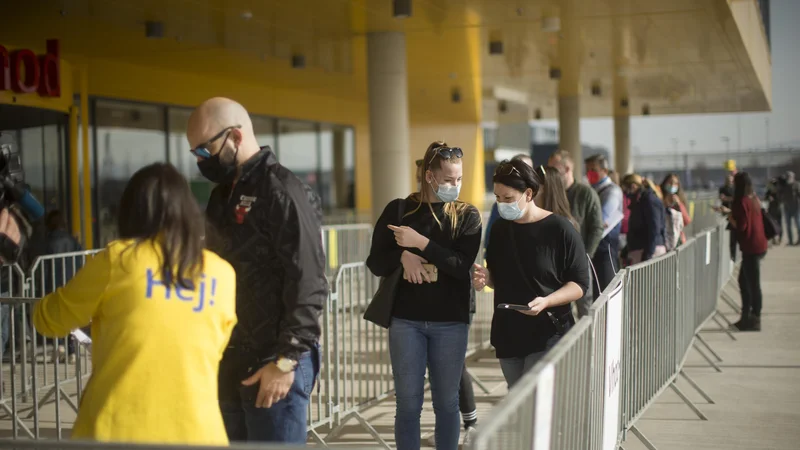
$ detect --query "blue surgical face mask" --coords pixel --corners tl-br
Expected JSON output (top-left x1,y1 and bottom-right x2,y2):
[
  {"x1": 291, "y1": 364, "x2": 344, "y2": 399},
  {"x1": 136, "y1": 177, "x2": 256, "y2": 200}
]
[
  {"x1": 667, "y1": 185, "x2": 679, "y2": 195},
  {"x1": 498, "y1": 195, "x2": 526, "y2": 221},
  {"x1": 431, "y1": 180, "x2": 461, "y2": 203}
]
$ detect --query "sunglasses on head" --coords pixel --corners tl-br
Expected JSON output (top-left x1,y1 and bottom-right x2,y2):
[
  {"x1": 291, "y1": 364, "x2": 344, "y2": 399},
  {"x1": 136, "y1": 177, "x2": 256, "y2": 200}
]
[
  {"x1": 494, "y1": 161, "x2": 522, "y2": 177},
  {"x1": 428, "y1": 146, "x2": 463, "y2": 165},
  {"x1": 190, "y1": 125, "x2": 242, "y2": 159}
]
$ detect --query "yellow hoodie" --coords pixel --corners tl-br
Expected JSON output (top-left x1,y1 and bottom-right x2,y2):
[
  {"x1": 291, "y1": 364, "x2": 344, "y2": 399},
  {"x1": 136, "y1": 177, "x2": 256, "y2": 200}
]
[{"x1": 33, "y1": 240, "x2": 236, "y2": 445}]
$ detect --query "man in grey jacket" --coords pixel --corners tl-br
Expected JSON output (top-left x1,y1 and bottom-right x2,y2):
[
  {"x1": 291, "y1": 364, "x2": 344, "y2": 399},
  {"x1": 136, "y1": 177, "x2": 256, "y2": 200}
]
[{"x1": 548, "y1": 150, "x2": 604, "y2": 317}]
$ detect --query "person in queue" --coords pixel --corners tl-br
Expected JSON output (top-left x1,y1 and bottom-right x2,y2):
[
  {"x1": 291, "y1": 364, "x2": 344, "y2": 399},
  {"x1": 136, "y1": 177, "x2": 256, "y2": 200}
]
[
  {"x1": 473, "y1": 159, "x2": 589, "y2": 388},
  {"x1": 416, "y1": 159, "x2": 480, "y2": 447},
  {"x1": 779, "y1": 170, "x2": 800, "y2": 246},
  {"x1": 621, "y1": 174, "x2": 667, "y2": 264},
  {"x1": 32, "y1": 163, "x2": 237, "y2": 444},
  {"x1": 188, "y1": 98, "x2": 327, "y2": 444},
  {"x1": 367, "y1": 142, "x2": 482, "y2": 450},
  {"x1": 548, "y1": 150, "x2": 603, "y2": 317},
  {"x1": 484, "y1": 154, "x2": 533, "y2": 250},
  {"x1": 660, "y1": 174, "x2": 691, "y2": 245},
  {"x1": 722, "y1": 172, "x2": 768, "y2": 331},
  {"x1": 718, "y1": 171, "x2": 738, "y2": 261},
  {"x1": 585, "y1": 155, "x2": 624, "y2": 297},
  {"x1": 765, "y1": 178, "x2": 783, "y2": 245},
  {"x1": 29, "y1": 210, "x2": 85, "y2": 364},
  {"x1": 534, "y1": 165, "x2": 579, "y2": 229}
]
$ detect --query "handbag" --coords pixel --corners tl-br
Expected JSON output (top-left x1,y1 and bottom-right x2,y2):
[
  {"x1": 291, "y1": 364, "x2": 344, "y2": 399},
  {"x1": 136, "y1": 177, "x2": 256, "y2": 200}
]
[
  {"x1": 507, "y1": 225, "x2": 573, "y2": 334},
  {"x1": 762, "y1": 207, "x2": 780, "y2": 240},
  {"x1": 363, "y1": 199, "x2": 406, "y2": 329}
]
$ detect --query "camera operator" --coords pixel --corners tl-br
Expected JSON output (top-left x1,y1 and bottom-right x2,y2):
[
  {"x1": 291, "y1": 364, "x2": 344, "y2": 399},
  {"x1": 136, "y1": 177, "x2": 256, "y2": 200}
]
[{"x1": 0, "y1": 208, "x2": 22, "y2": 262}]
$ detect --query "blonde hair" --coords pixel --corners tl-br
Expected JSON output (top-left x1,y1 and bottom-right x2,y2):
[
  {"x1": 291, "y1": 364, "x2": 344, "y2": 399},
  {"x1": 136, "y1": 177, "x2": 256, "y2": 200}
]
[
  {"x1": 408, "y1": 141, "x2": 470, "y2": 237},
  {"x1": 622, "y1": 173, "x2": 662, "y2": 200}
]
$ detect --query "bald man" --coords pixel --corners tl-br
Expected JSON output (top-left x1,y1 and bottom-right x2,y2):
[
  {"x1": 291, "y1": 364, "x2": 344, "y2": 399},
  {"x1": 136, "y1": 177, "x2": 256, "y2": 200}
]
[{"x1": 187, "y1": 98, "x2": 327, "y2": 445}]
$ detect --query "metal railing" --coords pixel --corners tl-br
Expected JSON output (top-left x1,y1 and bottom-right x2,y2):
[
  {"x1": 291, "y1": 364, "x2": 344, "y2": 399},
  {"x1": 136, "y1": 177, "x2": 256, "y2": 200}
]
[
  {"x1": 468, "y1": 219, "x2": 734, "y2": 450},
  {"x1": 0, "y1": 210, "x2": 733, "y2": 448},
  {"x1": 0, "y1": 439, "x2": 380, "y2": 449}
]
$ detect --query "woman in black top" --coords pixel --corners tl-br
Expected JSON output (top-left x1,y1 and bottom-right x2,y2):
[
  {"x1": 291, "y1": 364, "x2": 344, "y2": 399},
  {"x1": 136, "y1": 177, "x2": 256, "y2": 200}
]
[
  {"x1": 472, "y1": 159, "x2": 589, "y2": 388},
  {"x1": 621, "y1": 174, "x2": 667, "y2": 264},
  {"x1": 366, "y1": 141, "x2": 482, "y2": 450}
]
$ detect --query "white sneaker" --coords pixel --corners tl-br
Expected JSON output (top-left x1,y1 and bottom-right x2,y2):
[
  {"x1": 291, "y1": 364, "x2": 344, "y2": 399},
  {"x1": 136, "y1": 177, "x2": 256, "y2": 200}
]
[
  {"x1": 463, "y1": 426, "x2": 477, "y2": 446},
  {"x1": 427, "y1": 434, "x2": 436, "y2": 447}
]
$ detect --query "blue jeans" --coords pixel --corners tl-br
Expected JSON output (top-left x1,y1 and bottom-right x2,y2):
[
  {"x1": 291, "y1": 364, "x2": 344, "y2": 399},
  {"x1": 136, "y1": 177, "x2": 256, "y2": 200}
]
[
  {"x1": 220, "y1": 346, "x2": 319, "y2": 444},
  {"x1": 499, "y1": 333, "x2": 563, "y2": 388},
  {"x1": 389, "y1": 318, "x2": 469, "y2": 450},
  {"x1": 785, "y1": 210, "x2": 800, "y2": 244}
]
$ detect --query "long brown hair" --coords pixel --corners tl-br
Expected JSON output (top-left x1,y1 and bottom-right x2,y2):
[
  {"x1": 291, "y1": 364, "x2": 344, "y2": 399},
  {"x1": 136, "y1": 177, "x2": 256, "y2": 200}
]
[
  {"x1": 408, "y1": 141, "x2": 470, "y2": 237},
  {"x1": 535, "y1": 165, "x2": 579, "y2": 230},
  {"x1": 117, "y1": 163, "x2": 205, "y2": 290},
  {"x1": 661, "y1": 173, "x2": 687, "y2": 207}
]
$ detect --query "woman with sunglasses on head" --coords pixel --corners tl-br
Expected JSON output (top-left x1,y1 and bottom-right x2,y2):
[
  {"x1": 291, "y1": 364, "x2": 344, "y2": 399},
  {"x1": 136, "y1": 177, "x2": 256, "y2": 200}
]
[
  {"x1": 366, "y1": 142, "x2": 482, "y2": 450},
  {"x1": 473, "y1": 159, "x2": 589, "y2": 388},
  {"x1": 32, "y1": 163, "x2": 237, "y2": 444}
]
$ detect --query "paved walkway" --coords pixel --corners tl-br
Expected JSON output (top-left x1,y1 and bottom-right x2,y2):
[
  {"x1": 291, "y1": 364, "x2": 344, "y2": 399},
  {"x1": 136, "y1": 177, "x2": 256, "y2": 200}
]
[
  {"x1": 620, "y1": 245, "x2": 800, "y2": 450},
  {"x1": 326, "y1": 245, "x2": 800, "y2": 449}
]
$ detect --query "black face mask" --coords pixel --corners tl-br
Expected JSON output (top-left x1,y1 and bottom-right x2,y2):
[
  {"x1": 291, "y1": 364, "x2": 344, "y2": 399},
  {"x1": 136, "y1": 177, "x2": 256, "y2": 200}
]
[
  {"x1": 197, "y1": 143, "x2": 239, "y2": 184},
  {"x1": 197, "y1": 152, "x2": 236, "y2": 184}
]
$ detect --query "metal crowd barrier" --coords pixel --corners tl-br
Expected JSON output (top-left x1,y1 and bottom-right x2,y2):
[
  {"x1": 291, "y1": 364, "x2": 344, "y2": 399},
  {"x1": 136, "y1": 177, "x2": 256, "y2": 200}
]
[
  {"x1": 320, "y1": 224, "x2": 373, "y2": 278},
  {"x1": 0, "y1": 439, "x2": 381, "y2": 449},
  {"x1": 468, "y1": 220, "x2": 735, "y2": 450}
]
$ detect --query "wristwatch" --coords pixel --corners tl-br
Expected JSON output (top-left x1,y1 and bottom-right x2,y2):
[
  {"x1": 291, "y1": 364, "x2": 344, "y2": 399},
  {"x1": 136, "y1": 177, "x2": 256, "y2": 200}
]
[{"x1": 275, "y1": 357, "x2": 298, "y2": 373}]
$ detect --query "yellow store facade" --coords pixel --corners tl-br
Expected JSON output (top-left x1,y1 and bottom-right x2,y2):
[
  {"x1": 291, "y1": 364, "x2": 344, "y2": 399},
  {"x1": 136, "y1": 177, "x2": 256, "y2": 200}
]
[{"x1": 0, "y1": 1, "x2": 771, "y2": 248}]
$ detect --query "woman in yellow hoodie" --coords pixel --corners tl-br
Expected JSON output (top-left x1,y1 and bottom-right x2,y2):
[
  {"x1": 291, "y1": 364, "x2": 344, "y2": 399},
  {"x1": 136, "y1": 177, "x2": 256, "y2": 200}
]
[{"x1": 33, "y1": 163, "x2": 237, "y2": 445}]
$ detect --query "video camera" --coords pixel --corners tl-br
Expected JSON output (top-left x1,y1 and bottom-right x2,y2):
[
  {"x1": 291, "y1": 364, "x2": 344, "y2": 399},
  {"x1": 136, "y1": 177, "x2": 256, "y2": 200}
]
[{"x1": 0, "y1": 136, "x2": 45, "y2": 263}]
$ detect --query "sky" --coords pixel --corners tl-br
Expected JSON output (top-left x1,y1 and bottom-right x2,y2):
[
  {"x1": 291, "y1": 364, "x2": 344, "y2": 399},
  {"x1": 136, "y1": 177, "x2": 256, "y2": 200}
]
[{"x1": 542, "y1": 0, "x2": 799, "y2": 157}]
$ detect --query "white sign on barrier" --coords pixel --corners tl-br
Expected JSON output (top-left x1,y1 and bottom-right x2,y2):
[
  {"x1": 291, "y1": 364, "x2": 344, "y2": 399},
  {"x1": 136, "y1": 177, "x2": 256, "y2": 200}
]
[
  {"x1": 705, "y1": 233, "x2": 712, "y2": 265},
  {"x1": 602, "y1": 282, "x2": 624, "y2": 450},
  {"x1": 533, "y1": 363, "x2": 555, "y2": 450}
]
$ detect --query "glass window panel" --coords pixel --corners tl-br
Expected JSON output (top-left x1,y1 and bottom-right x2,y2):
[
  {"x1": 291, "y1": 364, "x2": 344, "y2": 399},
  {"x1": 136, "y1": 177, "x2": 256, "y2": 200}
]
[
  {"x1": 277, "y1": 119, "x2": 319, "y2": 193},
  {"x1": 94, "y1": 100, "x2": 166, "y2": 246},
  {"x1": 319, "y1": 125, "x2": 355, "y2": 210},
  {"x1": 252, "y1": 116, "x2": 276, "y2": 155}
]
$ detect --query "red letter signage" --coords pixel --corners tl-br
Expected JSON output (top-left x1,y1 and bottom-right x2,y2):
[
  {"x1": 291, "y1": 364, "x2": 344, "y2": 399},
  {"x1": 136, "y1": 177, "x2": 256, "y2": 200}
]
[{"x1": 0, "y1": 39, "x2": 60, "y2": 98}]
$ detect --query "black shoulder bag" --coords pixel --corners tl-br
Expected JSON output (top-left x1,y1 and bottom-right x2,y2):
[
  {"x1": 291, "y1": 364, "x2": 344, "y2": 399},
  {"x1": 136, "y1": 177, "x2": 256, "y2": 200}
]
[
  {"x1": 507, "y1": 225, "x2": 572, "y2": 334},
  {"x1": 363, "y1": 199, "x2": 406, "y2": 329}
]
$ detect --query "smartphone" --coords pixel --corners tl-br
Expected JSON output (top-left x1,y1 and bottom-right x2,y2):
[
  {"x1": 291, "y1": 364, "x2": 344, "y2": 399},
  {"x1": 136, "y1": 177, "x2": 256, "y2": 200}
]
[{"x1": 497, "y1": 303, "x2": 532, "y2": 311}]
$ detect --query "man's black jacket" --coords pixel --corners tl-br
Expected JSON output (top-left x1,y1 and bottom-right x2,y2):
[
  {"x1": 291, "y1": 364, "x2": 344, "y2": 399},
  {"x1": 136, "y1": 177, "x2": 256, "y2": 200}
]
[{"x1": 206, "y1": 147, "x2": 328, "y2": 365}]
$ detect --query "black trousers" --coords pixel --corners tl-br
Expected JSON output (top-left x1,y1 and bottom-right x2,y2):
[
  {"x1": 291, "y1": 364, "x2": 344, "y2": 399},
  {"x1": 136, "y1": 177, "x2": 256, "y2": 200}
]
[
  {"x1": 459, "y1": 364, "x2": 477, "y2": 425},
  {"x1": 739, "y1": 253, "x2": 765, "y2": 316}
]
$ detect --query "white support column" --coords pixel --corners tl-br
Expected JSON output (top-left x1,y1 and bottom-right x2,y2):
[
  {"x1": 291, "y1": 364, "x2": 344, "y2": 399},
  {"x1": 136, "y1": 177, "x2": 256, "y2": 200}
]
[
  {"x1": 614, "y1": 114, "x2": 632, "y2": 175},
  {"x1": 367, "y1": 32, "x2": 411, "y2": 218},
  {"x1": 558, "y1": 95, "x2": 581, "y2": 175}
]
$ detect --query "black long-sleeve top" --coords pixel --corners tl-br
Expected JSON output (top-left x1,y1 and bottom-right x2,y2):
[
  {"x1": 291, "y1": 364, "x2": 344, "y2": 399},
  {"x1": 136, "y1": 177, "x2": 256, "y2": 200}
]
[
  {"x1": 206, "y1": 148, "x2": 327, "y2": 364},
  {"x1": 366, "y1": 198, "x2": 482, "y2": 323},
  {"x1": 626, "y1": 188, "x2": 666, "y2": 261}
]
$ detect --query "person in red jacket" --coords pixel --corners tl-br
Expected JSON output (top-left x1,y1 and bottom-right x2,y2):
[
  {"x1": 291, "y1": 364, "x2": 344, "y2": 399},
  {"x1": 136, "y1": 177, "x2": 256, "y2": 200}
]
[{"x1": 724, "y1": 172, "x2": 768, "y2": 331}]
